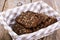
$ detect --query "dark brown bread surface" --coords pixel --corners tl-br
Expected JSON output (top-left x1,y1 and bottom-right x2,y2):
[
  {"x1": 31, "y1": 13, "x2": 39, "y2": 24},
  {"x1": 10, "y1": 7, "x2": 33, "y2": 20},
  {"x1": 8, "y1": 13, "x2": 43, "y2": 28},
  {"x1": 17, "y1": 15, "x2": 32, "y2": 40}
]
[
  {"x1": 11, "y1": 11, "x2": 57, "y2": 35},
  {"x1": 31, "y1": 16, "x2": 57, "y2": 31},
  {"x1": 11, "y1": 22, "x2": 32, "y2": 35},
  {"x1": 16, "y1": 11, "x2": 43, "y2": 28}
]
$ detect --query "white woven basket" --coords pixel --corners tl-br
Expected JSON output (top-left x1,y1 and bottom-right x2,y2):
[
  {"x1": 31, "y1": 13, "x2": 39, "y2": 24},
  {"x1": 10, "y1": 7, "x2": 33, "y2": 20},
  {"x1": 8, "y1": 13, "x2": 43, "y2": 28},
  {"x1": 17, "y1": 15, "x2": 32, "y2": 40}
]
[{"x1": 0, "y1": 1, "x2": 60, "y2": 40}]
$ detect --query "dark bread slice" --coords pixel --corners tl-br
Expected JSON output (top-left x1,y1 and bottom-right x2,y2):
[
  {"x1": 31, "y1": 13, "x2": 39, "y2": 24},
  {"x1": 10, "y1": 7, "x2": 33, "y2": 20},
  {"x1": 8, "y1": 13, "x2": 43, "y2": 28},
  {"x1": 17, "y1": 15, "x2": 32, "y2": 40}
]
[
  {"x1": 31, "y1": 16, "x2": 57, "y2": 31},
  {"x1": 11, "y1": 22, "x2": 32, "y2": 35},
  {"x1": 15, "y1": 11, "x2": 43, "y2": 28},
  {"x1": 11, "y1": 11, "x2": 57, "y2": 35}
]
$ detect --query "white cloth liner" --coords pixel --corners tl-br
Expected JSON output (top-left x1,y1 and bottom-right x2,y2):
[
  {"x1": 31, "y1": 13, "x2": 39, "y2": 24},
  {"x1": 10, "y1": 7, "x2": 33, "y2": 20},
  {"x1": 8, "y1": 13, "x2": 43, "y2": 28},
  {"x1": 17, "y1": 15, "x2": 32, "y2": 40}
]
[{"x1": 0, "y1": 1, "x2": 60, "y2": 40}]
